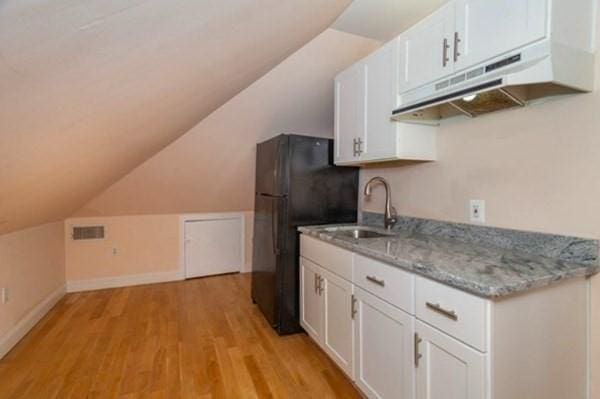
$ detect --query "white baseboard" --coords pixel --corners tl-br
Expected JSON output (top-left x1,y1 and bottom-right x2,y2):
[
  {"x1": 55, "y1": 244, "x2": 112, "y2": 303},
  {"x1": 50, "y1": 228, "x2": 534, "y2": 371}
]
[
  {"x1": 66, "y1": 270, "x2": 184, "y2": 293},
  {"x1": 0, "y1": 284, "x2": 66, "y2": 359}
]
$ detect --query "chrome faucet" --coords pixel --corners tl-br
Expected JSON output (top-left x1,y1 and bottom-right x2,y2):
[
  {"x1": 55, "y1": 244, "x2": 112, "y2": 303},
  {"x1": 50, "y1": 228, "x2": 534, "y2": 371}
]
[{"x1": 364, "y1": 177, "x2": 397, "y2": 230}]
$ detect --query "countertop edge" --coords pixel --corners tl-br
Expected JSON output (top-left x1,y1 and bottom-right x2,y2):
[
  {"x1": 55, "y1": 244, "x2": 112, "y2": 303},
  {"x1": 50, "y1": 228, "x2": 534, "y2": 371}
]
[{"x1": 298, "y1": 226, "x2": 599, "y2": 299}]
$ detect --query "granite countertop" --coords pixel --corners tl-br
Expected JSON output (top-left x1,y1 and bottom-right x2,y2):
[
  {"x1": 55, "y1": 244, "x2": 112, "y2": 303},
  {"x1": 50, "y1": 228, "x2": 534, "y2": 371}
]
[{"x1": 298, "y1": 222, "x2": 600, "y2": 298}]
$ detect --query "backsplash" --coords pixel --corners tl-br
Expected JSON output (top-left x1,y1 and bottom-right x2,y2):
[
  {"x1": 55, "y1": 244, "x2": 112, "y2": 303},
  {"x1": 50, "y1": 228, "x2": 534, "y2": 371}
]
[{"x1": 360, "y1": 211, "x2": 599, "y2": 266}]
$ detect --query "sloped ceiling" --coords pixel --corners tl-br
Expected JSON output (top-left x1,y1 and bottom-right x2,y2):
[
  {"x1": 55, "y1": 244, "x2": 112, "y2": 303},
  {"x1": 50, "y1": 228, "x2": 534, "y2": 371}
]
[
  {"x1": 76, "y1": 29, "x2": 379, "y2": 217},
  {"x1": 0, "y1": 0, "x2": 350, "y2": 235},
  {"x1": 332, "y1": 0, "x2": 449, "y2": 41}
]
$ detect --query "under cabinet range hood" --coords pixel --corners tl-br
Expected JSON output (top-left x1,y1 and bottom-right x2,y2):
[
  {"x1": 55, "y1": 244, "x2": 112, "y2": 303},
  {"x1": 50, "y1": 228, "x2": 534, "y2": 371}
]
[{"x1": 392, "y1": 43, "x2": 595, "y2": 125}]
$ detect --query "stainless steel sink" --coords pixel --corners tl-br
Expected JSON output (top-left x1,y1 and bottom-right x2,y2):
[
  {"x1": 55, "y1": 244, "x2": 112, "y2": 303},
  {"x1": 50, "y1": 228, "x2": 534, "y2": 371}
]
[{"x1": 325, "y1": 226, "x2": 393, "y2": 239}]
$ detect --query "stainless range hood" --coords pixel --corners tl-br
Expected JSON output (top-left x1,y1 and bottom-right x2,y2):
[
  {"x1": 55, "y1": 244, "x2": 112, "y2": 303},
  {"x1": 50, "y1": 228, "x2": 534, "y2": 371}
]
[{"x1": 392, "y1": 43, "x2": 594, "y2": 125}]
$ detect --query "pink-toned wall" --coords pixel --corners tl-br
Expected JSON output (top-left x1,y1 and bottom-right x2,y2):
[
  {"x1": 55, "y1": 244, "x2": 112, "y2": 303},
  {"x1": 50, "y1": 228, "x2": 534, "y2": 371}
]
[
  {"x1": 65, "y1": 215, "x2": 179, "y2": 282},
  {"x1": 0, "y1": 223, "x2": 65, "y2": 340},
  {"x1": 65, "y1": 29, "x2": 378, "y2": 283},
  {"x1": 76, "y1": 29, "x2": 378, "y2": 217},
  {"x1": 65, "y1": 212, "x2": 254, "y2": 283}
]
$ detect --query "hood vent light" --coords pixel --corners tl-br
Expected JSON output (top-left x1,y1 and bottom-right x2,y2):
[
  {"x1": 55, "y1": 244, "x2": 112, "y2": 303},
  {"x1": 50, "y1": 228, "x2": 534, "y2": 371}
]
[{"x1": 448, "y1": 87, "x2": 525, "y2": 118}]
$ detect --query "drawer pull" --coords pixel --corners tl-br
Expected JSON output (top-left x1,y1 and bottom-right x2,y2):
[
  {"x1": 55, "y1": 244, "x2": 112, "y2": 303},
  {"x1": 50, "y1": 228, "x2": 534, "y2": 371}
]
[
  {"x1": 426, "y1": 302, "x2": 458, "y2": 321},
  {"x1": 366, "y1": 275, "x2": 385, "y2": 287}
]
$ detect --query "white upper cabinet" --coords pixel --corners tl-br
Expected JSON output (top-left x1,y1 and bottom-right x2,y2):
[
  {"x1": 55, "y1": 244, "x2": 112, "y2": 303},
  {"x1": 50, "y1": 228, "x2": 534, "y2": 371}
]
[
  {"x1": 453, "y1": 0, "x2": 548, "y2": 70},
  {"x1": 362, "y1": 41, "x2": 397, "y2": 162},
  {"x1": 398, "y1": 3, "x2": 456, "y2": 93},
  {"x1": 334, "y1": 42, "x2": 437, "y2": 166},
  {"x1": 397, "y1": 0, "x2": 556, "y2": 94},
  {"x1": 334, "y1": 62, "x2": 365, "y2": 164}
]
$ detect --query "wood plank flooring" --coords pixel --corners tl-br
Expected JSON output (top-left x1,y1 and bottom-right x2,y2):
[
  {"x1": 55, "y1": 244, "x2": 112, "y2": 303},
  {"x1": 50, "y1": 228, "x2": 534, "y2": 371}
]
[{"x1": 0, "y1": 273, "x2": 361, "y2": 399}]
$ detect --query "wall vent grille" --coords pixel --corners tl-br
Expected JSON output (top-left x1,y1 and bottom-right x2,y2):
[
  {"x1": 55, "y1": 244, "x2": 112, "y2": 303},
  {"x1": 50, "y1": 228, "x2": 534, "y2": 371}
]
[{"x1": 72, "y1": 226, "x2": 105, "y2": 240}]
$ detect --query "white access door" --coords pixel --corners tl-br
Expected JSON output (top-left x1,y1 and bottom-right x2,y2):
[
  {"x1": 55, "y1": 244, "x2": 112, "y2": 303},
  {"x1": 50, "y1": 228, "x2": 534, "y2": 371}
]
[
  {"x1": 454, "y1": 0, "x2": 548, "y2": 70},
  {"x1": 184, "y1": 217, "x2": 243, "y2": 278}
]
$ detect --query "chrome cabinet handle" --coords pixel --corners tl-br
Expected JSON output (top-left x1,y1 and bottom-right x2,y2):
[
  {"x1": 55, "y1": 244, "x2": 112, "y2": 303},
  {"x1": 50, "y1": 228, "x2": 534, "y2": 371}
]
[
  {"x1": 414, "y1": 333, "x2": 423, "y2": 367},
  {"x1": 314, "y1": 274, "x2": 318, "y2": 294},
  {"x1": 356, "y1": 138, "x2": 363, "y2": 156},
  {"x1": 426, "y1": 302, "x2": 458, "y2": 321},
  {"x1": 366, "y1": 275, "x2": 385, "y2": 287},
  {"x1": 351, "y1": 294, "x2": 357, "y2": 319},
  {"x1": 353, "y1": 138, "x2": 358, "y2": 157},
  {"x1": 318, "y1": 275, "x2": 324, "y2": 295},
  {"x1": 442, "y1": 38, "x2": 450, "y2": 67},
  {"x1": 453, "y1": 32, "x2": 461, "y2": 62}
]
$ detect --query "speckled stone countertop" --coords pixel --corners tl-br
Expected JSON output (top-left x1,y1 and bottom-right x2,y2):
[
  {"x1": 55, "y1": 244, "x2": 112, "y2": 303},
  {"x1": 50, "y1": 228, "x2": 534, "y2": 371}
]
[{"x1": 298, "y1": 221, "x2": 599, "y2": 298}]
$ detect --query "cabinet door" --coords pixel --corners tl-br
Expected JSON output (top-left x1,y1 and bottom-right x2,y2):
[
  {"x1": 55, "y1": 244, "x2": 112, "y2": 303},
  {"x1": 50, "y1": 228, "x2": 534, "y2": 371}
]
[
  {"x1": 454, "y1": 0, "x2": 548, "y2": 70},
  {"x1": 398, "y1": 3, "x2": 455, "y2": 93},
  {"x1": 300, "y1": 258, "x2": 323, "y2": 342},
  {"x1": 362, "y1": 41, "x2": 398, "y2": 162},
  {"x1": 321, "y1": 268, "x2": 355, "y2": 378},
  {"x1": 415, "y1": 321, "x2": 486, "y2": 399},
  {"x1": 334, "y1": 62, "x2": 365, "y2": 164},
  {"x1": 354, "y1": 287, "x2": 415, "y2": 399}
]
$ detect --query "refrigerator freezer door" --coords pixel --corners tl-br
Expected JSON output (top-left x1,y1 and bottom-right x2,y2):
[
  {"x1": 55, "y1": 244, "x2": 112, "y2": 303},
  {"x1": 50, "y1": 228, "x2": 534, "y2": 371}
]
[
  {"x1": 255, "y1": 135, "x2": 288, "y2": 197},
  {"x1": 287, "y1": 135, "x2": 358, "y2": 226}
]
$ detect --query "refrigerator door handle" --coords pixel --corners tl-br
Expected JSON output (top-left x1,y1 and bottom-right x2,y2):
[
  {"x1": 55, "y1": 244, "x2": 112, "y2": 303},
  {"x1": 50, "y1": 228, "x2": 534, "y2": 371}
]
[
  {"x1": 273, "y1": 142, "x2": 281, "y2": 196},
  {"x1": 271, "y1": 200, "x2": 280, "y2": 255}
]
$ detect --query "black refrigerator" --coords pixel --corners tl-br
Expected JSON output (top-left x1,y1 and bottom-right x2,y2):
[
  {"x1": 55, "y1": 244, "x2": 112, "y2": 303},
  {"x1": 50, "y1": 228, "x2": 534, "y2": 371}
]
[{"x1": 251, "y1": 134, "x2": 358, "y2": 334}]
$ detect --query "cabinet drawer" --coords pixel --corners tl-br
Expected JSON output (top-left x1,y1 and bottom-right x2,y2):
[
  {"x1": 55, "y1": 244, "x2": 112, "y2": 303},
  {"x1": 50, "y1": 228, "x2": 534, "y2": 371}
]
[
  {"x1": 300, "y1": 235, "x2": 353, "y2": 281},
  {"x1": 416, "y1": 276, "x2": 488, "y2": 352},
  {"x1": 353, "y1": 254, "x2": 414, "y2": 314}
]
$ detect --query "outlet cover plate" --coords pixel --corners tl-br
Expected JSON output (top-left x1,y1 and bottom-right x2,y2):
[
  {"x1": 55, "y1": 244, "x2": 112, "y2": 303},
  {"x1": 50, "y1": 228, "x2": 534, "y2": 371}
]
[{"x1": 469, "y1": 199, "x2": 486, "y2": 224}]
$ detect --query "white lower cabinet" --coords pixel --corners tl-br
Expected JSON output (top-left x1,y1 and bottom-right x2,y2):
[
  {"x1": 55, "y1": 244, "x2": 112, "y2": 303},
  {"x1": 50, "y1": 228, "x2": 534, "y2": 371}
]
[
  {"x1": 300, "y1": 256, "x2": 355, "y2": 378},
  {"x1": 415, "y1": 320, "x2": 485, "y2": 399},
  {"x1": 299, "y1": 234, "x2": 589, "y2": 399},
  {"x1": 354, "y1": 287, "x2": 414, "y2": 399},
  {"x1": 300, "y1": 257, "x2": 323, "y2": 341},
  {"x1": 322, "y1": 267, "x2": 355, "y2": 378}
]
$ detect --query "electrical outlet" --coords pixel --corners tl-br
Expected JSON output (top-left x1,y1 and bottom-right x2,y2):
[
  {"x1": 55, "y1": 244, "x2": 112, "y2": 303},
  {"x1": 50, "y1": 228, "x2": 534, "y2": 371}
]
[
  {"x1": 469, "y1": 200, "x2": 486, "y2": 224},
  {"x1": 1, "y1": 287, "x2": 9, "y2": 304}
]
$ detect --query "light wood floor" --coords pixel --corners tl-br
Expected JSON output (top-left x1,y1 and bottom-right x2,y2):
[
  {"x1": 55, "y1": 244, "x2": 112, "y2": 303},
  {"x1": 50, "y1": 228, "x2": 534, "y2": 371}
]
[{"x1": 0, "y1": 273, "x2": 361, "y2": 399}]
